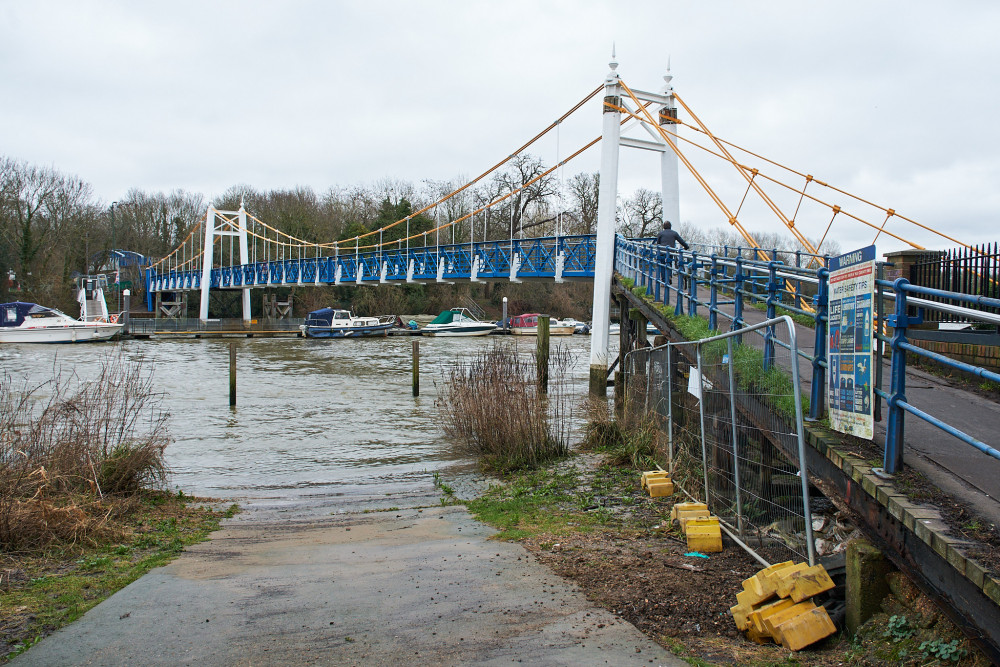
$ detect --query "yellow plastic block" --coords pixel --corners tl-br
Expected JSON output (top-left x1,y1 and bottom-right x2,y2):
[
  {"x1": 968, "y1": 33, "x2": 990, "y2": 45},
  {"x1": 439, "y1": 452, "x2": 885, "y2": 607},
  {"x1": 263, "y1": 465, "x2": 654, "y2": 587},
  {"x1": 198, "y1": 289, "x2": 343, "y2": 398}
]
[
  {"x1": 641, "y1": 471, "x2": 670, "y2": 489},
  {"x1": 736, "y1": 588, "x2": 758, "y2": 609},
  {"x1": 771, "y1": 562, "x2": 812, "y2": 598},
  {"x1": 775, "y1": 605, "x2": 836, "y2": 651},
  {"x1": 730, "y1": 603, "x2": 752, "y2": 631},
  {"x1": 784, "y1": 565, "x2": 836, "y2": 603},
  {"x1": 740, "y1": 561, "x2": 796, "y2": 606},
  {"x1": 677, "y1": 509, "x2": 711, "y2": 532},
  {"x1": 670, "y1": 502, "x2": 707, "y2": 521},
  {"x1": 745, "y1": 626, "x2": 773, "y2": 644},
  {"x1": 647, "y1": 480, "x2": 675, "y2": 497},
  {"x1": 762, "y1": 600, "x2": 816, "y2": 643},
  {"x1": 685, "y1": 522, "x2": 723, "y2": 552},
  {"x1": 748, "y1": 597, "x2": 796, "y2": 636}
]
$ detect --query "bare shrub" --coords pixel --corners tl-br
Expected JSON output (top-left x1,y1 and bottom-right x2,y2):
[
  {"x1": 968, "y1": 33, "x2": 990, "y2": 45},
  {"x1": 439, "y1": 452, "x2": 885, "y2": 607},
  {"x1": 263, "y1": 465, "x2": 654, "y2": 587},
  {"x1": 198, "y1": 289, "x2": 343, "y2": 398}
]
[
  {"x1": 0, "y1": 348, "x2": 170, "y2": 551},
  {"x1": 440, "y1": 341, "x2": 572, "y2": 473},
  {"x1": 581, "y1": 396, "x2": 663, "y2": 470}
]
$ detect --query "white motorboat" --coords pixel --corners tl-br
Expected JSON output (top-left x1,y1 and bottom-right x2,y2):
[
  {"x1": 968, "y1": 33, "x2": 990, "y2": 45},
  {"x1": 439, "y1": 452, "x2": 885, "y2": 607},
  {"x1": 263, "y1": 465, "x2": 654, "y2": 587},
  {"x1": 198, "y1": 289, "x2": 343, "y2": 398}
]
[
  {"x1": 0, "y1": 275, "x2": 124, "y2": 343},
  {"x1": 421, "y1": 308, "x2": 497, "y2": 337},
  {"x1": 554, "y1": 318, "x2": 590, "y2": 334},
  {"x1": 0, "y1": 302, "x2": 124, "y2": 343}
]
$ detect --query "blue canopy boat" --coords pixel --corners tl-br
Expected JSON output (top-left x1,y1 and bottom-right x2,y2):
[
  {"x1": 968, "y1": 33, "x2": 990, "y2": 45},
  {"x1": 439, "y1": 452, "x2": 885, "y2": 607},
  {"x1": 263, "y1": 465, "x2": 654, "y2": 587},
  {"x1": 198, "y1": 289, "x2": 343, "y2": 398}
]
[{"x1": 300, "y1": 308, "x2": 395, "y2": 338}]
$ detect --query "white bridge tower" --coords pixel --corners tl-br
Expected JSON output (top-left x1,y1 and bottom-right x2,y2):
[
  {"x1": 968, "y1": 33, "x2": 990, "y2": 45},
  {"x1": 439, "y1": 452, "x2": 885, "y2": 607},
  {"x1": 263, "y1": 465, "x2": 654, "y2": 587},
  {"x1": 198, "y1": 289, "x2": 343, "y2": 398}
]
[
  {"x1": 589, "y1": 54, "x2": 680, "y2": 394},
  {"x1": 199, "y1": 204, "x2": 252, "y2": 322}
]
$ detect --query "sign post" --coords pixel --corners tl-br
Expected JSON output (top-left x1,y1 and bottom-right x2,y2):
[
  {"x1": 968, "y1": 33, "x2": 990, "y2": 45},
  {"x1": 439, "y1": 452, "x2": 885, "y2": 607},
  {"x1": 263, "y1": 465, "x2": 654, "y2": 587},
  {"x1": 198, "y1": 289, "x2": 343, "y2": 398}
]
[{"x1": 828, "y1": 246, "x2": 876, "y2": 439}]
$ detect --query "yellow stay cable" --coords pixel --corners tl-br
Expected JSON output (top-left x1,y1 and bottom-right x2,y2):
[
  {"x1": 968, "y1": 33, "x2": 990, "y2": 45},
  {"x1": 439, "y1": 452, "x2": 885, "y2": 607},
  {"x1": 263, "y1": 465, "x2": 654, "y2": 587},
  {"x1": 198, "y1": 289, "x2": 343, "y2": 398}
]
[
  {"x1": 673, "y1": 92, "x2": 821, "y2": 257},
  {"x1": 615, "y1": 81, "x2": 770, "y2": 263}
]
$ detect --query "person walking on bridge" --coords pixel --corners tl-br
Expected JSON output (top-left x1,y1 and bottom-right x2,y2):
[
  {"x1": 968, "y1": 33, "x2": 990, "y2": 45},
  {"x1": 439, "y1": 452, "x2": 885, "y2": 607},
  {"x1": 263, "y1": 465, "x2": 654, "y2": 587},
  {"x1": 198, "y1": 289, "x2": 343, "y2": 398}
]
[{"x1": 655, "y1": 221, "x2": 689, "y2": 288}]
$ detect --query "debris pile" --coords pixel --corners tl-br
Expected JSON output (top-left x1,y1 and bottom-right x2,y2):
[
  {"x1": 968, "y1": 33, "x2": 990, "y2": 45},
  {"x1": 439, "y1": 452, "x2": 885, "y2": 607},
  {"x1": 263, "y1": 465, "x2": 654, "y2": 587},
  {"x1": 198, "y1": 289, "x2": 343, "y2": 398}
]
[{"x1": 730, "y1": 560, "x2": 837, "y2": 650}]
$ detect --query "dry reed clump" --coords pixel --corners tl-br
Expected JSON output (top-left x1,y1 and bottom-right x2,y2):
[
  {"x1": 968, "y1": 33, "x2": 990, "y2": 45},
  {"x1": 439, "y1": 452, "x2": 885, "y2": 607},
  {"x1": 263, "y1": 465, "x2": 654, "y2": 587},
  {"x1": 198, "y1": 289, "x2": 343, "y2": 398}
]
[
  {"x1": 0, "y1": 349, "x2": 171, "y2": 552},
  {"x1": 440, "y1": 341, "x2": 572, "y2": 473},
  {"x1": 581, "y1": 396, "x2": 663, "y2": 470}
]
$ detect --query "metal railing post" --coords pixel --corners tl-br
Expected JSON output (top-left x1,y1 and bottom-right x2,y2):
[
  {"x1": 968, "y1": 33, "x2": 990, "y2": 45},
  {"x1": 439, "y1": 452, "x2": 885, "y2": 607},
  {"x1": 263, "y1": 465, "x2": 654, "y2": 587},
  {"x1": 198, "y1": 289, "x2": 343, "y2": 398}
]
[
  {"x1": 732, "y1": 256, "x2": 745, "y2": 342},
  {"x1": 809, "y1": 267, "x2": 829, "y2": 420},
  {"x1": 708, "y1": 253, "x2": 719, "y2": 331},
  {"x1": 664, "y1": 251, "x2": 673, "y2": 306},
  {"x1": 688, "y1": 252, "x2": 699, "y2": 317},
  {"x1": 666, "y1": 345, "x2": 674, "y2": 468},
  {"x1": 885, "y1": 278, "x2": 921, "y2": 473},
  {"x1": 697, "y1": 345, "x2": 710, "y2": 505},
  {"x1": 784, "y1": 317, "x2": 817, "y2": 567},
  {"x1": 764, "y1": 261, "x2": 778, "y2": 370},
  {"x1": 726, "y1": 337, "x2": 744, "y2": 536},
  {"x1": 674, "y1": 254, "x2": 686, "y2": 317},
  {"x1": 874, "y1": 263, "x2": 886, "y2": 423},
  {"x1": 795, "y1": 250, "x2": 803, "y2": 311}
]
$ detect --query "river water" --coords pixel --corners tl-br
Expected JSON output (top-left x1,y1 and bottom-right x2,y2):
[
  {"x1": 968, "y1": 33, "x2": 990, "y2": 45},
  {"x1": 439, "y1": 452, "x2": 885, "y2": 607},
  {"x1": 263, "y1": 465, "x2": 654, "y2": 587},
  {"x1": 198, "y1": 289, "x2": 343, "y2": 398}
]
[{"x1": 0, "y1": 335, "x2": 608, "y2": 506}]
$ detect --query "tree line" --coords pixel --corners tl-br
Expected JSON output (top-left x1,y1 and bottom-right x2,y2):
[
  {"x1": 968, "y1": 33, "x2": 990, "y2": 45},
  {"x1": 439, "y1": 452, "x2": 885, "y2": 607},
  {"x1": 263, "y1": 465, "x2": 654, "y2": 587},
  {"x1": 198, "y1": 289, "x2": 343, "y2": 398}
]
[{"x1": 0, "y1": 153, "x2": 826, "y2": 319}]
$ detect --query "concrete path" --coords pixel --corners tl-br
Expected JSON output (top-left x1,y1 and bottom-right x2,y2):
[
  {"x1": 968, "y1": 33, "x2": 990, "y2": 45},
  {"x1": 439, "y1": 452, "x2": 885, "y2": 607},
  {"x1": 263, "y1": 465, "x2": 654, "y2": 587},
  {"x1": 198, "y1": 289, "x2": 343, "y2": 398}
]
[{"x1": 12, "y1": 490, "x2": 682, "y2": 667}]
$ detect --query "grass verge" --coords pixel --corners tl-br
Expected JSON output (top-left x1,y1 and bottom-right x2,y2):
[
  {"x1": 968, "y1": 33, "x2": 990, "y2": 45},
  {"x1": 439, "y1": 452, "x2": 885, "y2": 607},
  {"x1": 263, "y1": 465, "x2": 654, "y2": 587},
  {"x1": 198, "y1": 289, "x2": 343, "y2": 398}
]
[{"x1": 1, "y1": 491, "x2": 236, "y2": 663}]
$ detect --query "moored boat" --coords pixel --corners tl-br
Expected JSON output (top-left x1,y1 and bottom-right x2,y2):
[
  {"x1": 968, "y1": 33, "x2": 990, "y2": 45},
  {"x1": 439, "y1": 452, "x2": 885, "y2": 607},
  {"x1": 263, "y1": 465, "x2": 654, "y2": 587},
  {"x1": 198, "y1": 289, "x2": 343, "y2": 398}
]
[
  {"x1": 509, "y1": 313, "x2": 576, "y2": 336},
  {"x1": 421, "y1": 308, "x2": 497, "y2": 337},
  {"x1": 0, "y1": 302, "x2": 124, "y2": 343},
  {"x1": 300, "y1": 308, "x2": 395, "y2": 338},
  {"x1": 554, "y1": 318, "x2": 590, "y2": 334},
  {"x1": 0, "y1": 274, "x2": 124, "y2": 343}
]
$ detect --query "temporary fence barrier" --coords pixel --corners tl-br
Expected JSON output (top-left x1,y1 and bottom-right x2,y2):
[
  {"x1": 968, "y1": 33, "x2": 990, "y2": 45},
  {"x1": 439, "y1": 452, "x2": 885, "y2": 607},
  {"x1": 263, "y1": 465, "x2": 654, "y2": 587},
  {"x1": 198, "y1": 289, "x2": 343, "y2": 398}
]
[{"x1": 623, "y1": 316, "x2": 815, "y2": 565}]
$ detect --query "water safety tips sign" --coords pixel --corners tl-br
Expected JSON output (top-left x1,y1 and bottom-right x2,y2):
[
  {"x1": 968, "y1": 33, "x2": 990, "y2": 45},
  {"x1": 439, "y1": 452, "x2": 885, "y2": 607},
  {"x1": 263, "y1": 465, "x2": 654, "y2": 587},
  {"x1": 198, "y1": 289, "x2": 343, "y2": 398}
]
[{"x1": 828, "y1": 245, "x2": 875, "y2": 439}]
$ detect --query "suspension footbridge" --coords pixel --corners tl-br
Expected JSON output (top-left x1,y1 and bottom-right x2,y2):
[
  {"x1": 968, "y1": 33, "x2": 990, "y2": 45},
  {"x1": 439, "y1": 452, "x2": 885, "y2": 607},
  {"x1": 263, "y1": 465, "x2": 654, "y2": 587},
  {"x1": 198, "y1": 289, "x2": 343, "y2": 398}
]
[{"x1": 134, "y1": 55, "x2": 1000, "y2": 658}]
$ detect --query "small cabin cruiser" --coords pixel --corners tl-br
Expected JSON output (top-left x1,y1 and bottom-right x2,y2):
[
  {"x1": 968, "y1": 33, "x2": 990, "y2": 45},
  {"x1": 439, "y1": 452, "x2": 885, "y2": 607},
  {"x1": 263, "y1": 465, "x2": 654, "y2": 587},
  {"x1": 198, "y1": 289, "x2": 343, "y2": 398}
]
[
  {"x1": 421, "y1": 308, "x2": 497, "y2": 337},
  {"x1": 0, "y1": 275, "x2": 124, "y2": 343},
  {"x1": 300, "y1": 308, "x2": 395, "y2": 338}
]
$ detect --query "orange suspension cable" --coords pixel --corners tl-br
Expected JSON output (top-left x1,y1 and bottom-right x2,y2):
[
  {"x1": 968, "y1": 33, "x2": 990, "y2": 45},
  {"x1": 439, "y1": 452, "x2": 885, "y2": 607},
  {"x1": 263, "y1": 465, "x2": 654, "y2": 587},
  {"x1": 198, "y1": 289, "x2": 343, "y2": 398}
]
[
  {"x1": 614, "y1": 82, "x2": 768, "y2": 261},
  {"x1": 674, "y1": 92, "x2": 821, "y2": 257}
]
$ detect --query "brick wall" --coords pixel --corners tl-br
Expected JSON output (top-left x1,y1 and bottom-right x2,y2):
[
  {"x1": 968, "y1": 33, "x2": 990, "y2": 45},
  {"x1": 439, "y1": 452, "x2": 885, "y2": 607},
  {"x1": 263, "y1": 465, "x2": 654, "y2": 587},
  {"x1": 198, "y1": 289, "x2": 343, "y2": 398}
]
[{"x1": 907, "y1": 338, "x2": 1000, "y2": 375}]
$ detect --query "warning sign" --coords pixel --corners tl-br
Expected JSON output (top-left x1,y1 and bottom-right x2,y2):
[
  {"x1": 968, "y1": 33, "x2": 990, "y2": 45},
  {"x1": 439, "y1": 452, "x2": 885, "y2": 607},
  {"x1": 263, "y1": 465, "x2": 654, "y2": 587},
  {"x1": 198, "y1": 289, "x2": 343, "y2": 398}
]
[{"x1": 828, "y1": 246, "x2": 875, "y2": 439}]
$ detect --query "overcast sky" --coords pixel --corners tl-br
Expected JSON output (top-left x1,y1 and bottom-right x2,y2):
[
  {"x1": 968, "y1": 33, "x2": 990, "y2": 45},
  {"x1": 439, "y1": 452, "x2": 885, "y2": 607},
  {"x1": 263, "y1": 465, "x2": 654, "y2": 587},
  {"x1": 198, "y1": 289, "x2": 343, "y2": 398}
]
[{"x1": 2, "y1": 1, "x2": 997, "y2": 255}]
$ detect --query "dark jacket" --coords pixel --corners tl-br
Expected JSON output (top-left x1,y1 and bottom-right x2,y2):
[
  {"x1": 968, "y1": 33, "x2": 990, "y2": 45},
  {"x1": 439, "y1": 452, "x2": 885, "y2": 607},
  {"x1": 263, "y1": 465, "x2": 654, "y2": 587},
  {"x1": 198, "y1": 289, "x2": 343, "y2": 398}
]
[{"x1": 655, "y1": 228, "x2": 689, "y2": 250}]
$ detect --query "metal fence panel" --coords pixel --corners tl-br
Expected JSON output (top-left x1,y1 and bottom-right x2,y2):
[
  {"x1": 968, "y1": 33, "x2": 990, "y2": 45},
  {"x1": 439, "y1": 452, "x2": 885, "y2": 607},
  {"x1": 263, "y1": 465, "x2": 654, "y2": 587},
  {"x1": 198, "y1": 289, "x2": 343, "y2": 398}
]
[{"x1": 624, "y1": 316, "x2": 815, "y2": 565}]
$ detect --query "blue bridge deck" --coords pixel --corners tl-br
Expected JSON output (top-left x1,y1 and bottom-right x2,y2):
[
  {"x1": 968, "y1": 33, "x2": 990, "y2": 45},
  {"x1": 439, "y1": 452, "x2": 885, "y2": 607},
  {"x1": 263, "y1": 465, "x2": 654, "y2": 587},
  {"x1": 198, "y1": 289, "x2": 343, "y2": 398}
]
[{"x1": 147, "y1": 235, "x2": 597, "y2": 293}]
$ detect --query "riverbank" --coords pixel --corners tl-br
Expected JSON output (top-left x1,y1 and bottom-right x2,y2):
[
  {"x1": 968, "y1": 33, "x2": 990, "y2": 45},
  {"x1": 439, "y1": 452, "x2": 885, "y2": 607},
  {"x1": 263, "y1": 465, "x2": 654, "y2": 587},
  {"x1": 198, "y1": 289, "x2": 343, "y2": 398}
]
[
  {"x1": 460, "y1": 452, "x2": 990, "y2": 666},
  {"x1": 1, "y1": 492, "x2": 235, "y2": 663}
]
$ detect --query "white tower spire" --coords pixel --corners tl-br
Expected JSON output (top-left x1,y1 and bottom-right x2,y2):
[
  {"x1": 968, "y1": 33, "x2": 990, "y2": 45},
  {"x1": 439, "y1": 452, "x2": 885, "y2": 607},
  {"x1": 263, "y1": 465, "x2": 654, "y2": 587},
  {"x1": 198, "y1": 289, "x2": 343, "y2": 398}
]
[{"x1": 660, "y1": 62, "x2": 681, "y2": 231}]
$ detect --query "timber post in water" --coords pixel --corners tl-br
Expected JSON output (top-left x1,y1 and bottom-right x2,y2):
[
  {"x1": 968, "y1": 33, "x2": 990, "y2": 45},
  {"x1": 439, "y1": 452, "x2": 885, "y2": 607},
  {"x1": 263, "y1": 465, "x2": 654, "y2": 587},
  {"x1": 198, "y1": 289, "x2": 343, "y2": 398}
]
[
  {"x1": 537, "y1": 314, "x2": 550, "y2": 394},
  {"x1": 229, "y1": 342, "x2": 237, "y2": 407},
  {"x1": 412, "y1": 340, "x2": 420, "y2": 397}
]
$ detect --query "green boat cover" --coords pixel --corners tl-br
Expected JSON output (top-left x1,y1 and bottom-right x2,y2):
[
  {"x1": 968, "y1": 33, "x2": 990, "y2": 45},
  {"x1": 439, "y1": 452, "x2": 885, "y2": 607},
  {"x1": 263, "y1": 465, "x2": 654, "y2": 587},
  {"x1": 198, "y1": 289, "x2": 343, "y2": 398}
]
[{"x1": 429, "y1": 309, "x2": 473, "y2": 325}]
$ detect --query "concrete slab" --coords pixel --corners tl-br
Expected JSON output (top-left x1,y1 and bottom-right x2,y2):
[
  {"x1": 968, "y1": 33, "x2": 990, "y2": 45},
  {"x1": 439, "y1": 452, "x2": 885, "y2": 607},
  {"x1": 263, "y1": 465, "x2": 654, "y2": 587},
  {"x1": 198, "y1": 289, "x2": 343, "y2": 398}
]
[{"x1": 11, "y1": 502, "x2": 682, "y2": 667}]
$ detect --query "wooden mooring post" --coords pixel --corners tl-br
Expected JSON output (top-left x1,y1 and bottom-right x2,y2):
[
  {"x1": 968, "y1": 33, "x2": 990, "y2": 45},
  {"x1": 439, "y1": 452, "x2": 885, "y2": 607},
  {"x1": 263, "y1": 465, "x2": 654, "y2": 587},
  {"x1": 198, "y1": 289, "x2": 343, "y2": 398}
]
[
  {"x1": 537, "y1": 314, "x2": 550, "y2": 393},
  {"x1": 412, "y1": 340, "x2": 420, "y2": 397},
  {"x1": 229, "y1": 342, "x2": 237, "y2": 407}
]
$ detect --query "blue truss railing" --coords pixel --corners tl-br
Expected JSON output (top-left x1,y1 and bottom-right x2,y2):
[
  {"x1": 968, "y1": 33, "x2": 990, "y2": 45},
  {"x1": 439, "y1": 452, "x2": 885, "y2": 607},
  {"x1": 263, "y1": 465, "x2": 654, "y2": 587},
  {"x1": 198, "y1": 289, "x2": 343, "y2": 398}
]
[{"x1": 147, "y1": 235, "x2": 598, "y2": 295}]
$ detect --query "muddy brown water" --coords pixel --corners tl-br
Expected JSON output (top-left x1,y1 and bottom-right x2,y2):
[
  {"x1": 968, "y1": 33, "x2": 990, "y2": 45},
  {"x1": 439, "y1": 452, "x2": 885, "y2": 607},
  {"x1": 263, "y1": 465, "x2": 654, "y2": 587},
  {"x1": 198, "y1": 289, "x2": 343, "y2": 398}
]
[{"x1": 0, "y1": 334, "x2": 606, "y2": 505}]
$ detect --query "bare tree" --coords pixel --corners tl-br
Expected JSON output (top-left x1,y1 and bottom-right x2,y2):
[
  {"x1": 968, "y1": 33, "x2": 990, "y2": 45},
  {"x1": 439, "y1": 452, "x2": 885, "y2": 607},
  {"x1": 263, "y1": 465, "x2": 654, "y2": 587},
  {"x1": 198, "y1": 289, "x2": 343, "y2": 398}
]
[
  {"x1": 567, "y1": 172, "x2": 600, "y2": 235},
  {"x1": 619, "y1": 188, "x2": 662, "y2": 237},
  {"x1": 489, "y1": 155, "x2": 558, "y2": 239}
]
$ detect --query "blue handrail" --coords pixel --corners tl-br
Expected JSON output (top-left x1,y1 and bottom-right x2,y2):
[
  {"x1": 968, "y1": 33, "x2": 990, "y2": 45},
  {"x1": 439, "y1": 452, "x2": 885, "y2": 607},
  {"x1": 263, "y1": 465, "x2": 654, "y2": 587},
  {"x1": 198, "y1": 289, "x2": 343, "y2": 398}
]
[{"x1": 615, "y1": 236, "x2": 1000, "y2": 474}]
